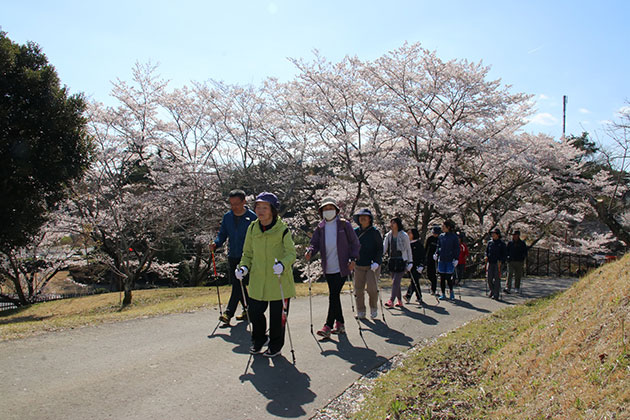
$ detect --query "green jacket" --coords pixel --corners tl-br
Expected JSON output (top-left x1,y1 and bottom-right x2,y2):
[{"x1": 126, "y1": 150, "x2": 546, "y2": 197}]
[{"x1": 239, "y1": 217, "x2": 297, "y2": 301}]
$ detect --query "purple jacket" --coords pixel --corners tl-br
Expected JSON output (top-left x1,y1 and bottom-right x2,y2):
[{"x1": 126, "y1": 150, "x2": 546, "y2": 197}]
[{"x1": 308, "y1": 217, "x2": 360, "y2": 277}]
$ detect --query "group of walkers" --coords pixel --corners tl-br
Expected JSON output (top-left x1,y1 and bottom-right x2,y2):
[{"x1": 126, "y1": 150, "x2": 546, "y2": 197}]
[{"x1": 212, "y1": 190, "x2": 528, "y2": 359}]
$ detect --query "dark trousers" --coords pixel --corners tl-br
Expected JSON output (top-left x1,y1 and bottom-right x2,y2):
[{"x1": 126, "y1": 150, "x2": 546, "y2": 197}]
[
  {"x1": 405, "y1": 270, "x2": 423, "y2": 299},
  {"x1": 440, "y1": 273, "x2": 454, "y2": 294},
  {"x1": 427, "y1": 263, "x2": 437, "y2": 294},
  {"x1": 226, "y1": 257, "x2": 249, "y2": 317},
  {"x1": 248, "y1": 297, "x2": 289, "y2": 353},
  {"x1": 487, "y1": 263, "x2": 501, "y2": 299},
  {"x1": 325, "y1": 273, "x2": 346, "y2": 327},
  {"x1": 455, "y1": 264, "x2": 466, "y2": 285}
]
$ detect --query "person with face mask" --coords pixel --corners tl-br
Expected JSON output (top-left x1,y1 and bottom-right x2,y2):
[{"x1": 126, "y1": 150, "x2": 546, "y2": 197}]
[{"x1": 305, "y1": 197, "x2": 360, "y2": 339}]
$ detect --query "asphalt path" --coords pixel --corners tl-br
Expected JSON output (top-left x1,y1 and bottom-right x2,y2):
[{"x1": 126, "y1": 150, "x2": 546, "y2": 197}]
[{"x1": 0, "y1": 277, "x2": 576, "y2": 420}]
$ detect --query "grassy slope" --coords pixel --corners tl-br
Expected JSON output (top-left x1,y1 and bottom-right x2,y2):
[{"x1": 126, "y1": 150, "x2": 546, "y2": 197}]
[{"x1": 354, "y1": 254, "x2": 630, "y2": 420}]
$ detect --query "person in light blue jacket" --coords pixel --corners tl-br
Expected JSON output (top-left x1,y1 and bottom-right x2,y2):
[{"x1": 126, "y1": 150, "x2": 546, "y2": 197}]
[{"x1": 435, "y1": 219, "x2": 460, "y2": 301}]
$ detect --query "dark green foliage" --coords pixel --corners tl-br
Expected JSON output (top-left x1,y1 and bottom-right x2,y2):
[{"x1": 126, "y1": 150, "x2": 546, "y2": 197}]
[{"x1": 0, "y1": 31, "x2": 92, "y2": 251}]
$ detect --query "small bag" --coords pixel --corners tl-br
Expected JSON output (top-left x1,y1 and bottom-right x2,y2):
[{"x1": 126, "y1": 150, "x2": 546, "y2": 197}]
[{"x1": 388, "y1": 252, "x2": 405, "y2": 273}]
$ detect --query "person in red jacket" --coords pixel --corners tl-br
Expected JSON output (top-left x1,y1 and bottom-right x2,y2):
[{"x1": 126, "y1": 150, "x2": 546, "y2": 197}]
[{"x1": 455, "y1": 231, "x2": 469, "y2": 285}]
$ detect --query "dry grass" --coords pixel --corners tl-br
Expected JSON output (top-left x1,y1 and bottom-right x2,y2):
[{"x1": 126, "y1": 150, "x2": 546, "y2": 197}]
[
  {"x1": 0, "y1": 280, "x2": 333, "y2": 341},
  {"x1": 353, "y1": 253, "x2": 630, "y2": 420},
  {"x1": 484, "y1": 253, "x2": 630, "y2": 419}
]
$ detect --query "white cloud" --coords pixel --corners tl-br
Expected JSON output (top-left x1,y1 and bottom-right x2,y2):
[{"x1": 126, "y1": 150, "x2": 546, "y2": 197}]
[
  {"x1": 579, "y1": 108, "x2": 591, "y2": 114},
  {"x1": 528, "y1": 45, "x2": 544, "y2": 54},
  {"x1": 538, "y1": 94, "x2": 550, "y2": 100},
  {"x1": 616, "y1": 106, "x2": 630, "y2": 117},
  {"x1": 528, "y1": 113, "x2": 558, "y2": 126}
]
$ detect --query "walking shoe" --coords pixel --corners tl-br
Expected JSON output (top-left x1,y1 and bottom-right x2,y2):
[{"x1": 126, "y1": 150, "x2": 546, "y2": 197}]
[
  {"x1": 503, "y1": 288, "x2": 511, "y2": 294},
  {"x1": 370, "y1": 308, "x2": 378, "y2": 319},
  {"x1": 235, "y1": 311, "x2": 248, "y2": 321},
  {"x1": 516, "y1": 288, "x2": 521, "y2": 294},
  {"x1": 438, "y1": 294, "x2": 447, "y2": 300},
  {"x1": 357, "y1": 311, "x2": 366, "y2": 320},
  {"x1": 263, "y1": 348, "x2": 281, "y2": 358},
  {"x1": 316, "y1": 324, "x2": 332, "y2": 338},
  {"x1": 384, "y1": 299, "x2": 394, "y2": 308},
  {"x1": 332, "y1": 321, "x2": 346, "y2": 334},
  {"x1": 395, "y1": 300, "x2": 404, "y2": 308},
  {"x1": 404, "y1": 294, "x2": 411, "y2": 304},
  {"x1": 219, "y1": 313, "x2": 231, "y2": 325},
  {"x1": 450, "y1": 291, "x2": 455, "y2": 301},
  {"x1": 249, "y1": 337, "x2": 270, "y2": 354}
]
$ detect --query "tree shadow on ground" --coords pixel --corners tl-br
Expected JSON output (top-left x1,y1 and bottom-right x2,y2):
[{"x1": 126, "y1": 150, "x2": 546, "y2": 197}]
[
  {"x1": 320, "y1": 333, "x2": 389, "y2": 375},
  {"x1": 239, "y1": 355, "x2": 316, "y2": 418}
]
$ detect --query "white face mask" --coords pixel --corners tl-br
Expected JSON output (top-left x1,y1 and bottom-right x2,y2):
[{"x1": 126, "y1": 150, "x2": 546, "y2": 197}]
[{"x1": 323, "y1": 209, "x2": 337, "y2": 221}]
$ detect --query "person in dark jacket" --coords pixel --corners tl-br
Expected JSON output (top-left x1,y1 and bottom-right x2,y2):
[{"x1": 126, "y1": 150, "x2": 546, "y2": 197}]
[
  {"x1": 424, "y1": 226, "x2": 441, "y2": 295},
  {"x1": 485, "y1": 228, "x2": 507, "y2": 300},
  {"x1": 505, "y1": 230, "x2": 528, "y2": 294},
  {"x1": 404, "y1": 228, "x2": 425, "y2": 304},
  {"x1": 435, "y1": 220, "x2": 460, "y2": 301},
  {"x1": 353, "y1": 208, "x2": 383, "y2": 319},
  {"x1": 306, "y1": 197, "x2": 360, "y2": 338},
  {"x1": 212, "y1": 189, "x2": 257, "y2": 326}
]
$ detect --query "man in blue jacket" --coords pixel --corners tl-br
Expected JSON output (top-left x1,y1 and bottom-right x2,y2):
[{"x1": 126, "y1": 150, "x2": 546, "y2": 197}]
[
  {"x1": 485, "y1": 228, "x2": 507, "y2": 300},
  {"x1": 211, "y1": 190, "x2": 257, "y2": 325}
]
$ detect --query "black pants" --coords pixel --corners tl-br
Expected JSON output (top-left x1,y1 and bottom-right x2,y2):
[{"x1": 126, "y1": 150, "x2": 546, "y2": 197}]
[
  {"x1": 440, "y1": 272, "x2": 454, "y2": 295},
  {"x1": 248, "y1": 297, "x2": 289, "y2": 353},
  {"x1": 226, "y1": 257, "x2": 249, "y2": 317},
  {"x1": 325, "y1": 273, "x2": 346, "y2": 327},
  {"x1": 405, "y1": 270, "x2": 423, "y2": 299},
  {"x1": 427, "y1": 263, "x2": 437, "y2": 294}
]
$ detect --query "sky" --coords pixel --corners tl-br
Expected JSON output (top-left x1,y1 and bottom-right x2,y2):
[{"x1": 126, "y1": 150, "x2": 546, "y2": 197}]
[{"x1": 2, "y1": 0, "x2": 629, "y2": 144}]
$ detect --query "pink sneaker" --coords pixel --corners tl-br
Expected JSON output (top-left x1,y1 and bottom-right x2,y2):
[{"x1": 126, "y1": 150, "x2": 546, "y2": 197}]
[
  {"x1": 332, "y1": 321, "x2": 346, "y2": 334},
  {"x1": 316, "y1": 324, "x2": 332, "y2": 338},
  {"x1": 384, "y1": 299, "x2": 394, "y2": 308},
  {"x1": 395, "y1": 300, "x2": 404, "y2": 308}
]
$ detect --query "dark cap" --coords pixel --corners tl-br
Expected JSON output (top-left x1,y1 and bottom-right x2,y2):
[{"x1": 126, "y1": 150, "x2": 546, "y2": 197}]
[
  {"x1": 353, "y1": 208, "x2": 373, "y2": 225},
  {"x1": 254, "y1": 192, "x2": 279, "y2": 209}
]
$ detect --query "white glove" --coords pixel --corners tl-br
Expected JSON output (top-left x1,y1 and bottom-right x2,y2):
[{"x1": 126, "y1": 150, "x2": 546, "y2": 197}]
[
  {"x1": 406, "y1": 263, "x2": 413, "y2": 272},
  {"x1": 416, "y1": 265, "x2": 424, "y2": 273},
  {"x1": 453, "y1": 259, "x2": 459, "y2": 267},
  {"x1": 433, "y1": 253, "x2": 438, "y2": 261},
  {"x1": 273, "y1": 261, "x2": 284, "y2": 275},
  {"x1": 370, "y1": 262, "x2": 379, "y2": 272},
  {"x1": 235, "y1": 266, "x2": 248, "y2": 280}
]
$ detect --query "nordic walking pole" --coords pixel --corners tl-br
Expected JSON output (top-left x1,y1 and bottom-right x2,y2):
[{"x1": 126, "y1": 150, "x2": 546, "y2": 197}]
[
  {"x1": 305, "y1": 262, "x2": 323, "y2": 351},
  {"x1": 348, "y1": 272, "x2": 364, "y2": 340},
  {"x1": 275, "y1": 259, "x2": 296, "y2": 364},
  {"x1": 373, "y1": 261, "x2": 387, "y2": 324},
  {"x1": 212, "y1": 251, "x2": 222, "y2": 316},
  {"x1": 412, "y1": 268, "x2": 425, "y2": 315}
]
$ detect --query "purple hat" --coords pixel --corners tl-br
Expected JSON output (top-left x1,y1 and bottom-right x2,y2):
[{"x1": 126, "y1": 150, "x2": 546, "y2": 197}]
[{"x1": 255, "y1": 192, "x2": 279, "y2": 209}]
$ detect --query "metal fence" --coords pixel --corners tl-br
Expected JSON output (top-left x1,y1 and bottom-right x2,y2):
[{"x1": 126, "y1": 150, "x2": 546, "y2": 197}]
[{"x1": 0, "y1": 292, "x2": 100, "y2": 312}]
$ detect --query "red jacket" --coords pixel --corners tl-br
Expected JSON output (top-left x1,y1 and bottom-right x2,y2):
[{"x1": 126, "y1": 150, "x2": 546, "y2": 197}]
[{"x1": 458, "y1": 242, "x2": 469, "y2": 265}]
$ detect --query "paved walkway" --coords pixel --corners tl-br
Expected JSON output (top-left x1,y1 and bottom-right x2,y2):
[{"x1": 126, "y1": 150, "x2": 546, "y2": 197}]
[{"x1": 0, "y1": 277, "x2": 576, "y2": 420}]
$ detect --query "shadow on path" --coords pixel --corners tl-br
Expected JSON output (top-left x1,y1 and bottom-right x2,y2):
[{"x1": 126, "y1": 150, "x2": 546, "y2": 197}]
[
  {"x1": 207, "y1": 321, "x2": 251, "y2": 354},
  {"x1": 239, "y1": 355, "x2": 316, "y2": 418},
  {"x1": 320, "y1": 333, "x2": 389, "y2": 375}
]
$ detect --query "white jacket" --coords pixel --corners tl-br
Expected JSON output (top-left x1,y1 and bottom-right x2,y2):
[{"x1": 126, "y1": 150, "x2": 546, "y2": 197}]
[{"x1": 383, "y1": 230, "x2": 413, "y2": 263}]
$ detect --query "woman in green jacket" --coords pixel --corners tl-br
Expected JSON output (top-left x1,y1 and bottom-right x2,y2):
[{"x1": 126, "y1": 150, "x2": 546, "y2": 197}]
[{"x1": 236, "y1": 192, "x2": 297, "y2": 358}]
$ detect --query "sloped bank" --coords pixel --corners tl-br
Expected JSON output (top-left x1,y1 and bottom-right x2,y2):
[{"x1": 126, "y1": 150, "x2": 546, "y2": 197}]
[{"x1": 313, "y1": 254, "x2": 629, "y2": 419}]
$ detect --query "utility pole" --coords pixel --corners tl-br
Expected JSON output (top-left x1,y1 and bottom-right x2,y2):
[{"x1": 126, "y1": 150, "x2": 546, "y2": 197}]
[{"x1": 562, "y1": 95, "x2": 568, "y2": 140}]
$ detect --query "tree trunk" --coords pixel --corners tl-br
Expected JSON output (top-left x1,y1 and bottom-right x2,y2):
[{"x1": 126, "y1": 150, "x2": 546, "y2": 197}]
[{"x1": 122, "y1": 282, "x2": 132, "y2": 306}]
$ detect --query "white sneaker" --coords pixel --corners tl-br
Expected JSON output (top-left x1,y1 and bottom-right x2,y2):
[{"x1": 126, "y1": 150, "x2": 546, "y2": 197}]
[
  {"x1": 370, "y1": 309, "x2": 378, "y2": 319},
  {"x1": 357, "y1": 311, "x2": 366, "y2": 319}
]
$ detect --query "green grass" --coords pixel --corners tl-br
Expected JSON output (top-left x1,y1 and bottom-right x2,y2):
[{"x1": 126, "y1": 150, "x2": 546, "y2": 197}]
[{"x1": 352, "y1": 253, "x2": 630, "y2": 420}]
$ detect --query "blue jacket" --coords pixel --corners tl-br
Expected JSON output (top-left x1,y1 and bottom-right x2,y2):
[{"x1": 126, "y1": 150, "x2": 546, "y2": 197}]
[
  {"x1": 214, "y1": 208, "x2": 257, "y2": 258},
  {"x1": 486, "y1": 239, "x2": 507, "y2": 264},
  {"x1": 436, "y1": 232, "x2": 460, "y2": 262}
]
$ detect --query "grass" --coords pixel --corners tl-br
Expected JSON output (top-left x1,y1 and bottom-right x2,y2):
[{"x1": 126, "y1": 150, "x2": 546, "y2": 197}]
[
  {"x1": 352, "y1": 253, "x2": 630, "y2": 420},
  {"x1": 0, "y1": 278, "x2": 357, "y2": 341}
]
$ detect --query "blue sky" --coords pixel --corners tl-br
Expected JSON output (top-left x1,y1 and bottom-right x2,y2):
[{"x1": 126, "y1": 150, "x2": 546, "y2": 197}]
[{"x1": 3, "y1": 0, "x2": 629, "y2": 143}]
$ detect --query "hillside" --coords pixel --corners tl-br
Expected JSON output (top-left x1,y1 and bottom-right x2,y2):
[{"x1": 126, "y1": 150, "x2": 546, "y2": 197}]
[{"x1": 353, "y1": 254, "x2": 629, "y2": 419}]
